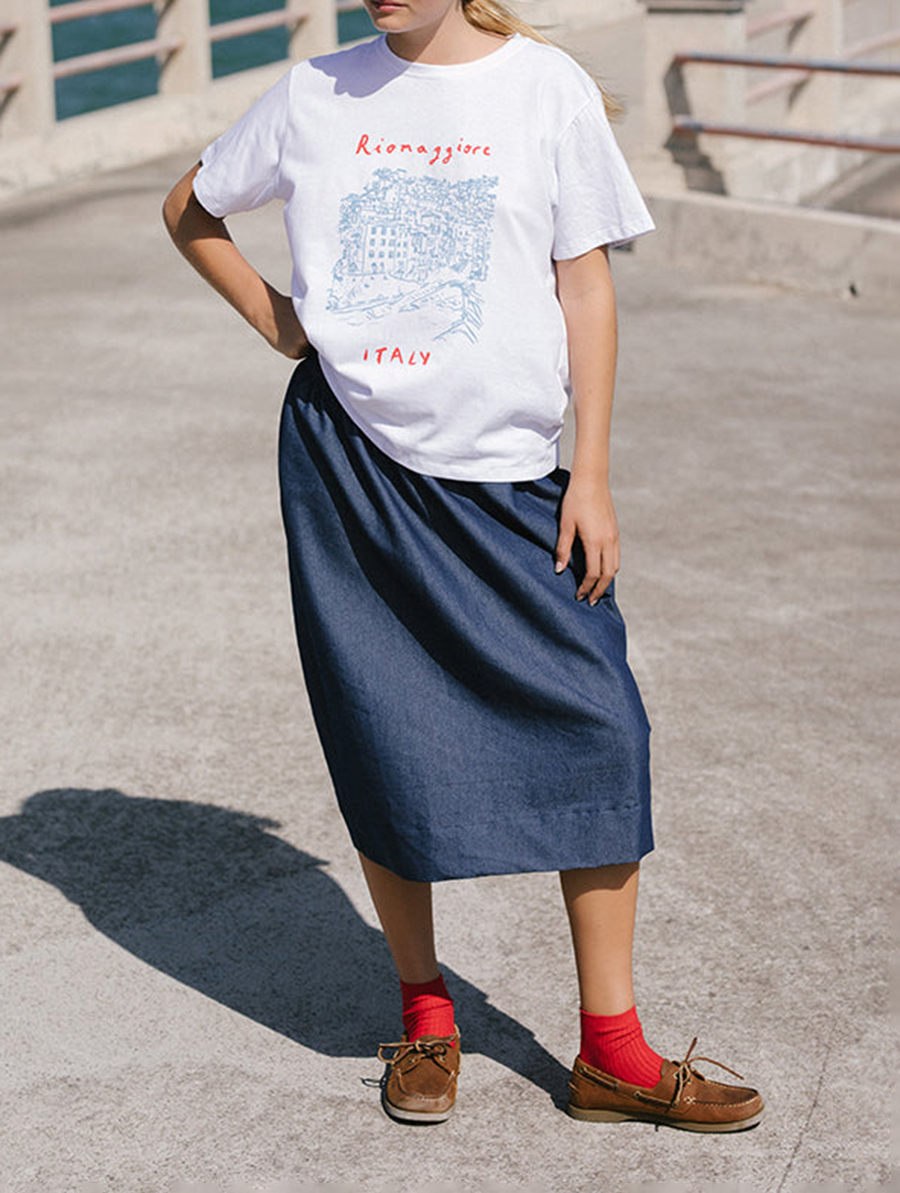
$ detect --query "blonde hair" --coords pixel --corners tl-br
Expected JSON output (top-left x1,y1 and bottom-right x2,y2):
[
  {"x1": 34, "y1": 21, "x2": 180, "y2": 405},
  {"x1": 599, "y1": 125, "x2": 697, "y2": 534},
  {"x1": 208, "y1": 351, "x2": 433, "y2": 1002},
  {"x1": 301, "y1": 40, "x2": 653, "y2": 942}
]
[{"x1": 461, "y1": 0, "x2": 623, "y2": 119}]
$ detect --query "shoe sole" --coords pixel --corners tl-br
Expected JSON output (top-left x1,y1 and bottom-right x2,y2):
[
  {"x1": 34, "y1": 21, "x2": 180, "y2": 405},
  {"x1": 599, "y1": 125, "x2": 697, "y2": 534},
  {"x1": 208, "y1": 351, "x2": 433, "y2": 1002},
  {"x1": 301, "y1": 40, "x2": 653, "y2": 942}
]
[
  {"x1": 567, "y1": 1104, "x2": 764, "y2": 1132},
  {"x1": 382, "y1": 1093, "x2": 454, "y2": 1124}
]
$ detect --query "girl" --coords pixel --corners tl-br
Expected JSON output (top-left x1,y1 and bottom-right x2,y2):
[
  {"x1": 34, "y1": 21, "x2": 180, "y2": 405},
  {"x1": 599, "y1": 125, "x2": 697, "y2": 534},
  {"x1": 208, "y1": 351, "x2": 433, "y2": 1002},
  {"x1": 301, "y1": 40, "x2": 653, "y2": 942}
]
[{"x1": 163, "y1": 0, "x2": 762, "y2": 1130}]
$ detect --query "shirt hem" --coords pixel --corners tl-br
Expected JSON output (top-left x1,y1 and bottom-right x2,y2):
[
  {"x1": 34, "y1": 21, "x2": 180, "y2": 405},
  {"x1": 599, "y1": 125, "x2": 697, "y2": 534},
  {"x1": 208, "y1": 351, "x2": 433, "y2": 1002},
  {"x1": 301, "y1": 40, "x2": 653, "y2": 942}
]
[
  {"x1": 318, "y1": 360, "x2": 561, "y2": 483},
  {"x1": 553, "y1": 219, "x2": 656, "y2": 260},
  {"x1": 192, "y1": 170, "x2": 228, "y2": 219}
]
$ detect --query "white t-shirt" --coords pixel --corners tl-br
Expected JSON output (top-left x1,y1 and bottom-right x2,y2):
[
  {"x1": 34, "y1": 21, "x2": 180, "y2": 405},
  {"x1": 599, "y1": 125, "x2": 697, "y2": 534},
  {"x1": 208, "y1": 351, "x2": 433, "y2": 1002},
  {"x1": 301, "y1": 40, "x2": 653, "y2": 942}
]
[{"x1": 194, "y1": 35, "x2": 654, "y2": 481}]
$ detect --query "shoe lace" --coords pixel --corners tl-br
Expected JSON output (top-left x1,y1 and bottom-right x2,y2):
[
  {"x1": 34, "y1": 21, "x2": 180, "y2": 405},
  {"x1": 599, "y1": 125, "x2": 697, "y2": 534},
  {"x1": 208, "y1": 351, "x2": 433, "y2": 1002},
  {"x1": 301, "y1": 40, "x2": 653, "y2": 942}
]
[
  {"x1": 666, "y1": 1037, "x2": 745, "y2": 1111},
  {"x1": 376, "y1": 1037, "x2": 455, "y2": 1073}
]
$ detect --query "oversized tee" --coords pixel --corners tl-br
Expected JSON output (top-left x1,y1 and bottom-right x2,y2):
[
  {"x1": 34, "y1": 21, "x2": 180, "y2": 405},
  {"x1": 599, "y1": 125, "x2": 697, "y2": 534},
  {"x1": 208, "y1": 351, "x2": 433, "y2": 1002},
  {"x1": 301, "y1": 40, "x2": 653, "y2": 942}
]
[{"x1": 194, "y1": 34, "x2": 654, "y2": 481}]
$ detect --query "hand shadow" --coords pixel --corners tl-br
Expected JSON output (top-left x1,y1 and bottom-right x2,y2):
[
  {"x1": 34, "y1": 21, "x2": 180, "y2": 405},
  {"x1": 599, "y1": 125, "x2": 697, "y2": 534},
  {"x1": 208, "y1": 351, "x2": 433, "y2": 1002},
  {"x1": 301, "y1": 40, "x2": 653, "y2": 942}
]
[{"x1": 0, "y1": 788, "x2": 571, "y2": 1107}]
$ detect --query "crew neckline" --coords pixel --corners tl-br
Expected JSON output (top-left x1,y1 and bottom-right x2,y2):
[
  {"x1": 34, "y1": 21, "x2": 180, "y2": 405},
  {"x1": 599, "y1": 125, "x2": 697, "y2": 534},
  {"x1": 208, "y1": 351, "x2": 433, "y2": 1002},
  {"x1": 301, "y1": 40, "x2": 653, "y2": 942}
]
[{"x1": 376, "y1": 32, "x2": 525, "y2": 77}]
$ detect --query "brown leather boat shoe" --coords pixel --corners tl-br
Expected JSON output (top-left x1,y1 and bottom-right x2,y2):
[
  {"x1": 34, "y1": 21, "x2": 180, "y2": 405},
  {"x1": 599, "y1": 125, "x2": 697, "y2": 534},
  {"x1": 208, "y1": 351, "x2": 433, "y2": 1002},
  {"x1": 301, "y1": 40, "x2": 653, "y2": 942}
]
[
  {"x1": 568, "y1": 1037, "x2": 764, "y2": 1132},
  {"x1": 377, "y1": 1030, "x2": 460, "y2": 1123}
]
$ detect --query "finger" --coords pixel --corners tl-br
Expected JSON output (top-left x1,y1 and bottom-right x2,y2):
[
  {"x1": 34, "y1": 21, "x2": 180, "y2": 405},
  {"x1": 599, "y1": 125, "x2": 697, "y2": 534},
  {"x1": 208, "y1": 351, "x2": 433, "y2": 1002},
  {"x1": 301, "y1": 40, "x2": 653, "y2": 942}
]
[
  {"x1": 575, "y1": 542, "x2": 602, "y2": 601},
  {"x1": 588, "y1": 574, "x2": 612, "y2": 604},
  {"x1": 588, "y1": 547, "x2": 620, "y2": 606},
  {"x1": 555, "y1": 520, "x2": 576, "y2": 574}
]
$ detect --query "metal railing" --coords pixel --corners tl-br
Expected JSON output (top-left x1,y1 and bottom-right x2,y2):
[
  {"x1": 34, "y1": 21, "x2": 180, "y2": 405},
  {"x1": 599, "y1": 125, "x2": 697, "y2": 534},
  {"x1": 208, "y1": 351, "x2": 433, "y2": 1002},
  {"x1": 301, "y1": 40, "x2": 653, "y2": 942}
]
[
  {"x1": 209, "y1": 8, "x2": 308, "y2": 45},
  {"x1": 671, "y1": 10, "x2": 900, "y2": 157},
  {"x1": 0, "y1": 0, "x2": 329, "y2": 135},
  {"x1": 0, "y1": 0, "x2": 343, "y2": 199},
  {"x1": 672, "y1": 116, "x2": 900, "y2": 152},
  {"x1": 49, "y1": 0, "x2": 155, "y2": 22},
  {"x1": 43, "y1": 0, "x2": 310, "y2": 82},
  {"x1": 673, "y1": 46, "x2": 900, "y2": 78},
  {"x1": 51, "y1": 35, "x2": 182, "y2": 80},
  {"x1": 45, "y1": 0, "x2": 311, "y2": 90}
]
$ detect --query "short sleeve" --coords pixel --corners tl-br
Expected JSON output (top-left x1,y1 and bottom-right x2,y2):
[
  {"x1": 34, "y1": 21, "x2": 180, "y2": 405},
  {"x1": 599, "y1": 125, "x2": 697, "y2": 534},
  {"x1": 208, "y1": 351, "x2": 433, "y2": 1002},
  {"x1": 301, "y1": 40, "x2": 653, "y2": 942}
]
[
  {"x1": 552, "y1": 97, "x2": 655, "y2": 260},
  {"x1": 193, "y1": 70, "x2": 293, "y2": 218}
]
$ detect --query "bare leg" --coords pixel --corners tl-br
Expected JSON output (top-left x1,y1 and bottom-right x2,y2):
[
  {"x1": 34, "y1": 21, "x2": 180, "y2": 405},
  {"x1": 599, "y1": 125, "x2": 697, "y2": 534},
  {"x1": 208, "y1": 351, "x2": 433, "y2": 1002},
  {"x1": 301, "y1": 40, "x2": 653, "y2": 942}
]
[
  {"x1": 361, "y1": 854, "x2": 459, "y2": 1122},
  {"x1": 358, "y1": 852, "x2": 440, "y2": 984},
  {"x1": 559, "y1": 862, "x2": 640, "y2": 1016}
]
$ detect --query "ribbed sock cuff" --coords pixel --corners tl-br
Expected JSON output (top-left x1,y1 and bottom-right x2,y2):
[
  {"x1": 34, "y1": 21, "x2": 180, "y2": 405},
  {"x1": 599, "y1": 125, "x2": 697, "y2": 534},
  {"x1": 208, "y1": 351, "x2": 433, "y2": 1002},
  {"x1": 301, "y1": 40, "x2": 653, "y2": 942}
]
[
  {"x1": 579, "y1": 1005, "x2": 664, "y2": 1088},
  {"x1": 400, "y1": 974, "x2": 455, "y2": 1042}
]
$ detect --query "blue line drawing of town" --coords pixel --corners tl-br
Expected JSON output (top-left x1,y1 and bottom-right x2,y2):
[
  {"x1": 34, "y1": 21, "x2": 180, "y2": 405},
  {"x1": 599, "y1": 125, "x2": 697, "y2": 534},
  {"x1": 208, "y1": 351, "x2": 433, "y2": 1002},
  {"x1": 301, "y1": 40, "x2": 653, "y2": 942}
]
[{"x1": 328, "y1": 168, "x2": 499, "y2": 344}]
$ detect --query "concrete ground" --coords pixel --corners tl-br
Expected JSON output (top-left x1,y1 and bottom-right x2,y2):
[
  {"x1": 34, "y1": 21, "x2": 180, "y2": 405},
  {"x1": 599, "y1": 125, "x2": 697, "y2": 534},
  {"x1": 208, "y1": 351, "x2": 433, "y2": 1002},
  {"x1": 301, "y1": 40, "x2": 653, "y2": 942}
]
[{"x1": 0, "y1": 153, "x2": 897, "y2": 1193}]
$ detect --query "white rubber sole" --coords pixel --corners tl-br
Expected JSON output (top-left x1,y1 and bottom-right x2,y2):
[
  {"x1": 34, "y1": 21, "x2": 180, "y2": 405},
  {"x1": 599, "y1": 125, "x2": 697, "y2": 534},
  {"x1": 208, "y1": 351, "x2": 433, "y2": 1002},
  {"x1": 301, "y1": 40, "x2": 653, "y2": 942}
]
[{"x1": 568, "y1": 1104, "x2": 765, "y2": 1132}]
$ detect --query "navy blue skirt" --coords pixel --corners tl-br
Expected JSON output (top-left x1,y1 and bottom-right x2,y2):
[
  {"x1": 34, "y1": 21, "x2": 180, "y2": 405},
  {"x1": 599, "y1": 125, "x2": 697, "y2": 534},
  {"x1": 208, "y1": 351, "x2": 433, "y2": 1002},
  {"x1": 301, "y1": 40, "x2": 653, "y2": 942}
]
[{"x1": 278, "y1": 355, "x2": 653, "y2": 882}]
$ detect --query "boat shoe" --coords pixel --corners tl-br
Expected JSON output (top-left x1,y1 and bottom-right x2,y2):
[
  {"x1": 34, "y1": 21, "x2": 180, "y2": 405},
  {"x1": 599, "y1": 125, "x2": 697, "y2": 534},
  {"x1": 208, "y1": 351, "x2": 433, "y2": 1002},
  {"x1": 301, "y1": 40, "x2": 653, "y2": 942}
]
[
  {"x1": 568, "y1": 1037, "x2": 764, "y2": 1132},
  {"x1": 377, "y1": 1030, "x2": 460, "y2": 1123}
]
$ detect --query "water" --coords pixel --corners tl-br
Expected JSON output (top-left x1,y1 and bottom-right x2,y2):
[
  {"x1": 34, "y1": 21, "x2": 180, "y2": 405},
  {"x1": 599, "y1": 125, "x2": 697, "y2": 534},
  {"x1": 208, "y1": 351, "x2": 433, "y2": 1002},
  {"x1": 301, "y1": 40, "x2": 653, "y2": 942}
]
[{"x1": 50, "y1": 0, "x2": 373, "y2": 121}]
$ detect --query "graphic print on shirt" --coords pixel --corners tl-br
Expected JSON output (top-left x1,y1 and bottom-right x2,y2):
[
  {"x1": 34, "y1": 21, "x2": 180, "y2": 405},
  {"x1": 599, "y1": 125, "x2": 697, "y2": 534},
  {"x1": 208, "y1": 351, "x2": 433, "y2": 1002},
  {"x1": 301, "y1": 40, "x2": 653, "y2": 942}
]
[{"x1": 328, "y1": 168, "x2": 499, "y2": 344}]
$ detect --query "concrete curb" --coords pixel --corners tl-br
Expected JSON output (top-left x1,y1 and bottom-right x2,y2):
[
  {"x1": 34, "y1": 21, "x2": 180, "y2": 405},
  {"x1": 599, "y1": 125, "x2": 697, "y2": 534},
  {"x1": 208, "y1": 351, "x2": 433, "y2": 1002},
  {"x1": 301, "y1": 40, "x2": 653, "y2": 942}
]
[{"x1": 641, "y1": 188, "x2": 900, "y2": 306}]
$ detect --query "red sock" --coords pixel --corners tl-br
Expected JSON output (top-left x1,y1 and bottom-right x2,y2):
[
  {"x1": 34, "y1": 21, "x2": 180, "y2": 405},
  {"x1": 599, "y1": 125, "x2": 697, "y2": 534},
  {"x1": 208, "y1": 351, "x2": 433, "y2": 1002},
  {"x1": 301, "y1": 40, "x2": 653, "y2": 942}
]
[
  {"x1": 579, "y1": 1006, "x2": 664, "y2": 1088},
  {"x1": 400, "y1": 974, "x2": 456, "y2": 1043}
]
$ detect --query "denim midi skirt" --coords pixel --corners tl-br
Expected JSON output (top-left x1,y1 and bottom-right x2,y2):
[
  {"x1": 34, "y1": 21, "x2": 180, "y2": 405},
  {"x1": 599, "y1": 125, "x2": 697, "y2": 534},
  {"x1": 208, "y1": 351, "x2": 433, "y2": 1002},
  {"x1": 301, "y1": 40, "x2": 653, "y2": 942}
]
[{"x1": 278, "y1": 355, "x2": 653, "y2": 882}]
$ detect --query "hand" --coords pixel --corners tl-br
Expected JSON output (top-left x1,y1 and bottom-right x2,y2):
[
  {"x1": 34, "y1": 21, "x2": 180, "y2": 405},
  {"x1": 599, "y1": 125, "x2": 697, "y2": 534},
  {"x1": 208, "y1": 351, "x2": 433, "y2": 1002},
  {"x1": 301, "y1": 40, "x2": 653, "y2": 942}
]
[
  {"x1": 554, "y1": 474, "x2": 620, "y2": 605},
  {"x1": 263, "y1": 290, "x2": 312, "y2": 360}
]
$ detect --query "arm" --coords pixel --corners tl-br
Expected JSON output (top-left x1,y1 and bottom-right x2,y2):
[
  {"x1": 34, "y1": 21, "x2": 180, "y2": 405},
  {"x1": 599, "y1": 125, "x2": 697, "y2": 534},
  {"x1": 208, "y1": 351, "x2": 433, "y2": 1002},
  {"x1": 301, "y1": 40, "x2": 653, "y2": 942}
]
[
  {"x1": 554, "y1": 245, "x2": 620, "y2": 605},
  {"x1": 162, "y1": 163, "x2": 310, "y2": 360}
]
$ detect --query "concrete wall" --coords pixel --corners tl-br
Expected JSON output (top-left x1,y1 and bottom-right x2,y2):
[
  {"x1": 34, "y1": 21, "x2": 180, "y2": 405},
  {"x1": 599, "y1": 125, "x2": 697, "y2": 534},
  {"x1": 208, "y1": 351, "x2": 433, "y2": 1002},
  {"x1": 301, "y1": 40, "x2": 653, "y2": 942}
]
[
  {"x1": 0, "y1": 0, "x2": 333, "y2": 201},
  {"x1": 0, "y1": 0, "x2": 642, "y2": 201},
  {"x1": 639, "y1": 0, "x2": 900, "y2": 205},
  {"x1": 517, "y1": 0, "x2": 645, "y2": 29},
  {"x1": 641, "y1": 187, "x2": 900, "y2": 305},
  {"x1": 0, "y1": 61, "x2": 297, "y2": 199}
]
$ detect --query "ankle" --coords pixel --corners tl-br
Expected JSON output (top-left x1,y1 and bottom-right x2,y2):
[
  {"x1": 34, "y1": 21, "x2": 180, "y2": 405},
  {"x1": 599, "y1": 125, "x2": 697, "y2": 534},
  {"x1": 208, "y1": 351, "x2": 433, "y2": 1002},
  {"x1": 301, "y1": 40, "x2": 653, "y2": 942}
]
[
  {"x1": 400, "y1": 974, "x2": 455, "y2": 1042},
  {"x1": 580, "y1": 1005, "x2": 663, "y2": 1089}
]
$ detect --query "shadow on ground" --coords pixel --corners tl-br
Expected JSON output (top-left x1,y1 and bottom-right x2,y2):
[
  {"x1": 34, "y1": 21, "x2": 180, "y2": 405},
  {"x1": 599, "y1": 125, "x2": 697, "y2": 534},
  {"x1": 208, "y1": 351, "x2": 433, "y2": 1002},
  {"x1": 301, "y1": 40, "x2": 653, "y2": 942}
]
[{"x1": 0, "y1": 788, "x2": 570, "y2": 1104}]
